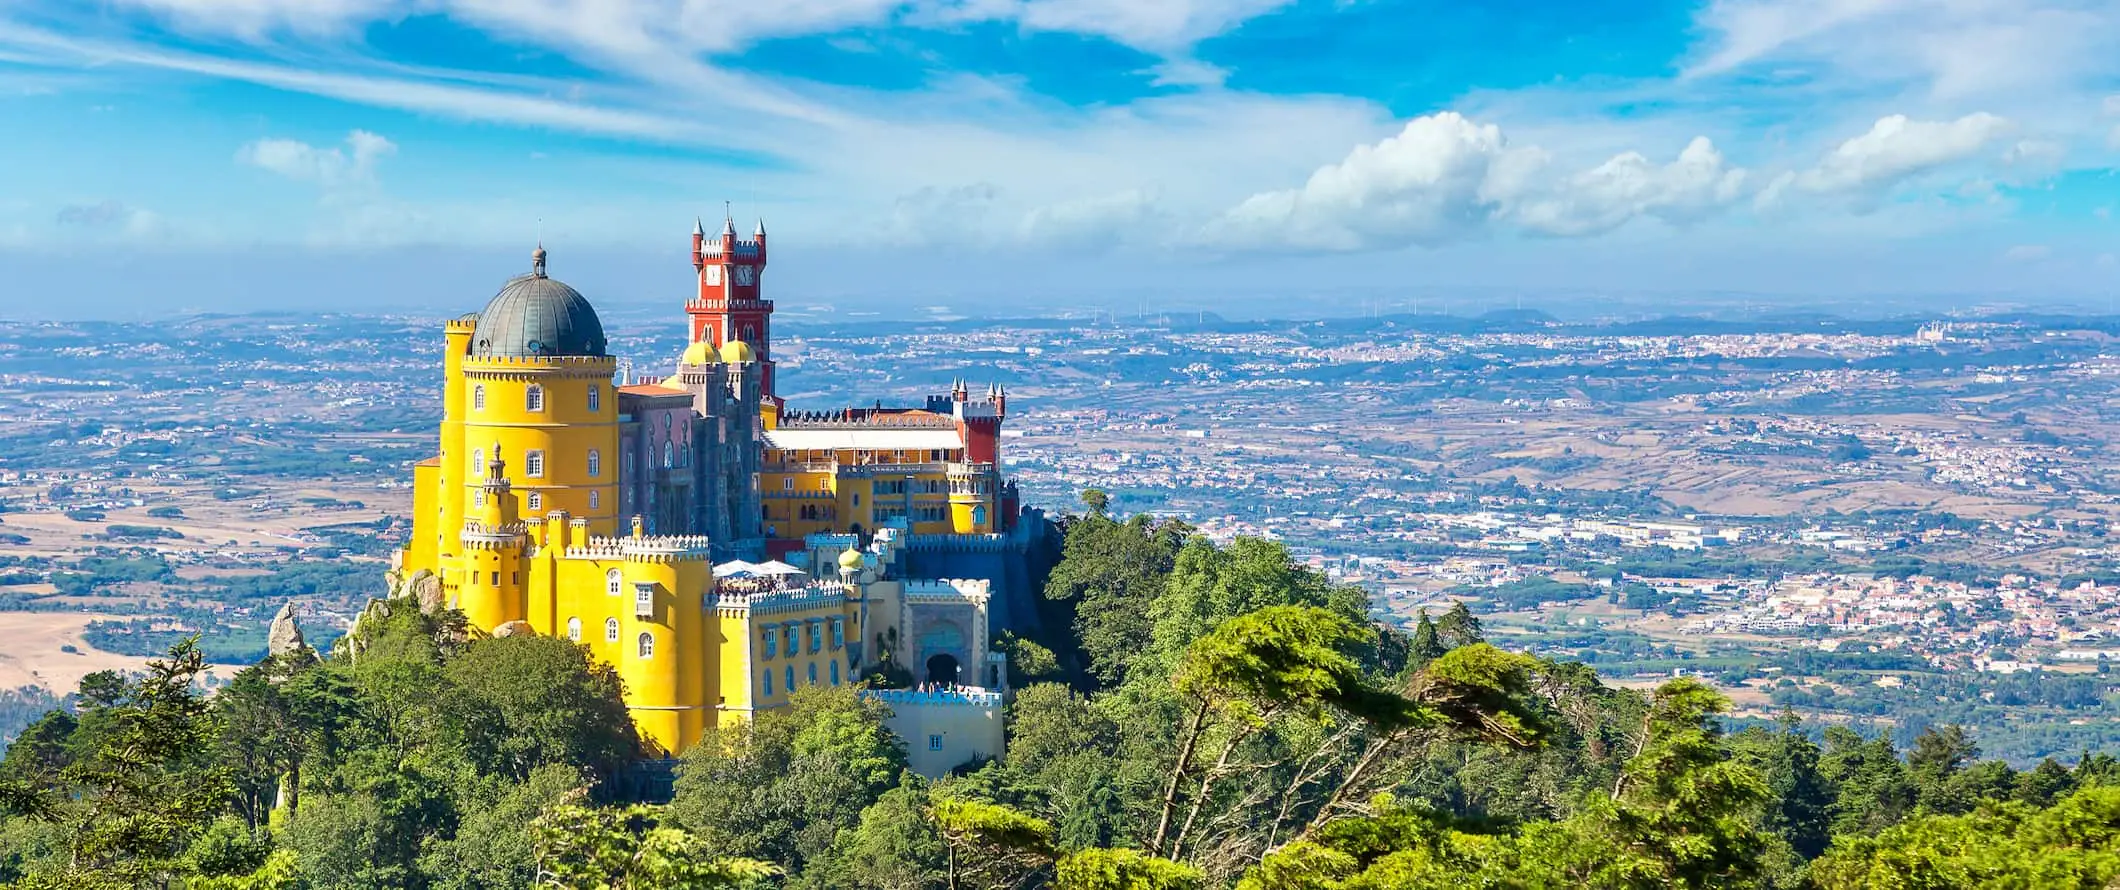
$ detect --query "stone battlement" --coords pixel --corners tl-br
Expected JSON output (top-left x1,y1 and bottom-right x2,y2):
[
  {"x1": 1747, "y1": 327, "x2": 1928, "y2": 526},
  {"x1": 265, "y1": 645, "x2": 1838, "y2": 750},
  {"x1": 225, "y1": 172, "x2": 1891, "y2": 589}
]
[
  {"x1": 463, "y1": 354, "x2": 618, "y2": 368},
  {"x1": 904, "y1": 533, "x2": 1009, "y2": 552},
  {"x1": 712, "y1": 583, "x2": 849, "y2": 615},
  {"x1": 862, "y1": 687, "x2": 1005, "y2": 708},
  {"x1": 563, "y1": 534, "x2": 715, "y2": 562},
  {"x1": 902, "y1": 578, "x2": 991, "y2": 601}
]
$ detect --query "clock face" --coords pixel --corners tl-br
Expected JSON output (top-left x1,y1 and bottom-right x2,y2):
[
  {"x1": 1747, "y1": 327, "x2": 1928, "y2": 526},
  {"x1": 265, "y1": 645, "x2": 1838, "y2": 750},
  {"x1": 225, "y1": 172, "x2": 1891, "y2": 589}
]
[
  {"x1": 733, "y1": 265, "x2": 757, "y2": 286},
  {"x1": 703, "y1": 265, "x2": 722, "y2": 286}
]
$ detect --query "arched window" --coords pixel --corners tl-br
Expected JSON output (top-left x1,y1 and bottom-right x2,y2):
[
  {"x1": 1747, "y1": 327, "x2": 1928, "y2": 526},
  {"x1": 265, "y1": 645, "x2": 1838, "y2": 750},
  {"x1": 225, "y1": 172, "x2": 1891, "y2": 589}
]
[
  {"x1": 807, "y1": 662, "x2": 818, "y2": 686},
  {"x1": 472, "y1": 385, "x2": 486, "y2": 411},
  {"x1": 566, "y1": 617, "x2": 581, "y2": 642},
  {"x1": 587, "y1": 449, "x2": 601, "y2": 478},
  {"x1": 605, "y1": 569, "x2": 622, "y2": 597},
  {"x1": 829, "y1": 661, "x2": 840, "y2": 685},
  {"x1": 525, "y1": 450, "x2": 544, "y2": 478},
  {"x1": 763, "y1": 670, "x2": 773, "y2": 696},
  {"x1": 471, "y1": 448, "x2": 484, "y2": 476},
  {"x1": 663, "y1": 442, "x2": 674, "y2": 470},
  {"x1": 637, "y1": 632, "x2": 654, "y2": 658},
  {"x1": 604, "y1": 617, "x2": 619, "y2": 642},
  {"x1": 526, "y1": 384, "x2": 545, "y2": 412},
  {"x1": 527, "y1": 491, "x2": 542, "y2": 512},
  {"x1": 784, "y1": 665, "x2": 795, "y2": 691},
  {"x1": 589, "y1": 490, "x2": 601, "y2": 510},
  {"x1": 587, "y1": 384, "x2": 601, "y2": 413}
]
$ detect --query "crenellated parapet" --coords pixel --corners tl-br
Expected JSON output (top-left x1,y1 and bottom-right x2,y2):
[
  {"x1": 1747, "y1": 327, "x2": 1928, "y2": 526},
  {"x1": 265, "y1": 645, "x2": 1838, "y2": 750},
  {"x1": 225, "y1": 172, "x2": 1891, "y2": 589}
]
[
  {"x1": 862, "y1": 687, "x2": 1005, "y2": 707},
  {"x1": 462, "y1": 354, "x2": 619, "y2": 380},
  {"x1": 711, "y1": 582, "x2": 851, "y2": 617},
  {"x1": 902, "y1": 578, "x2": 992, "y2": 604},
  {"x1": 562, "y1": 534, "x2": 715, "y2": 563},
  {"x1": 904, "y1": 533, "x2": 1009, "y2": 552},
  {"x1": 461, "y1": 520, "x2": 528, "y2": 548}
]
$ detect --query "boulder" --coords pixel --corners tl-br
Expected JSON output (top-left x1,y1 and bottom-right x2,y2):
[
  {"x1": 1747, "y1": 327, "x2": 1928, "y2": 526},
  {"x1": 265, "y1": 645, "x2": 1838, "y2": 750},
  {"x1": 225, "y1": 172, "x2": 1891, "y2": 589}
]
[
  {"x1": 410, "y1": 570, "x2": 445, "y2": 615},
  {"x1": 267, "y1": 602, "x2": 307, "y2": 657},
  {"x1": 493, "y1": 620, "x2": 535, "y2": 639}
]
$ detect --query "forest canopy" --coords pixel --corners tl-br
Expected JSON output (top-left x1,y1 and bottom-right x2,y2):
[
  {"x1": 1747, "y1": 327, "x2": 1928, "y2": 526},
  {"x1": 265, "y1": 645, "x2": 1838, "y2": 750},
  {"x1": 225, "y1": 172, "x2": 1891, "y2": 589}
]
[{"x1": 0, "y1": 503, "x2": 2112, "y2": 888}]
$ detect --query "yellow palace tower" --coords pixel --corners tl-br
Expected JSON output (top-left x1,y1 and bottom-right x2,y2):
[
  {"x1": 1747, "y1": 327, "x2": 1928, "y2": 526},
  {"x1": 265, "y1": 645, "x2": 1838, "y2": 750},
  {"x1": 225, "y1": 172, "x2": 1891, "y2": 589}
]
[
  {"x1": 399, "y1": 245, "x2": 861, "y2": 756},
  {"x1": 397, "y1": 229, "x2": 1028, "y2": 773}
]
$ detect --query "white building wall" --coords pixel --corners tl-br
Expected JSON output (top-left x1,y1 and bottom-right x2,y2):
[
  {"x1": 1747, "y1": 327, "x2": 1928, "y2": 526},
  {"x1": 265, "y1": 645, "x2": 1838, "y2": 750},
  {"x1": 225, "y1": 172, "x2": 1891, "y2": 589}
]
[{"x1": 866, "y1": 688, "x2": 1005, "y2": 777}]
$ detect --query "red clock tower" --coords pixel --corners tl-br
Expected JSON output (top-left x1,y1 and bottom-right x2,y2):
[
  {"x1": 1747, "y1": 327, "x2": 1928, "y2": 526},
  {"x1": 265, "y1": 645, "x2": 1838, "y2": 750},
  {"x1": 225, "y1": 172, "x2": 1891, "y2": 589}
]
[{"x1": 687, "y1": 212, "x2": 776, "y2": 397}]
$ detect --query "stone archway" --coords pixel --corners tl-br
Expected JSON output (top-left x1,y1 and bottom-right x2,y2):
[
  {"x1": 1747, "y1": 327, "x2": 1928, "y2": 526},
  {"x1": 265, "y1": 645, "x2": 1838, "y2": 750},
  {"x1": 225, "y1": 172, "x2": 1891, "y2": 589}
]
[{"x1": 926, "y1": 652, "x2": 960, "y2": 686}]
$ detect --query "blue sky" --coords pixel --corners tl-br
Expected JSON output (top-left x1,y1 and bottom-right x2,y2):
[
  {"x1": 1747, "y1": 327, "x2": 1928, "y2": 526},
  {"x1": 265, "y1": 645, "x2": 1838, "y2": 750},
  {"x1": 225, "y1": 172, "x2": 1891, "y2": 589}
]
[{"x1": 2, "y1": 0, "x2": 2119, "y2": 318}]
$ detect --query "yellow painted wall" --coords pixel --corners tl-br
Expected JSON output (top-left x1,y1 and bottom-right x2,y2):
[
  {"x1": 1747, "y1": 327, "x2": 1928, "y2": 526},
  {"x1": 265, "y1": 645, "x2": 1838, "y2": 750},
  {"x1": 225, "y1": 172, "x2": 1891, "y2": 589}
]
[{"x1": 460, "y1": 357, "x2": 620, "y2": 538}]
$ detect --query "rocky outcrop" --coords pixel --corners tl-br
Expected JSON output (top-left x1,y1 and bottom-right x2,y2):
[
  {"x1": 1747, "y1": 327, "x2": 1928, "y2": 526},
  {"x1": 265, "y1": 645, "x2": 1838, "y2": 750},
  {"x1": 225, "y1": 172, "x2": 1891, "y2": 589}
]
[
  {"x1": 493, "y1": 620, "x2": 535, "y2": 639},
  {"x1": 409, "y1": 570, "x2": 445, "y2": 615},
  {"x1": 267, "y1": 602, "x2": 307, "y2": 657}
]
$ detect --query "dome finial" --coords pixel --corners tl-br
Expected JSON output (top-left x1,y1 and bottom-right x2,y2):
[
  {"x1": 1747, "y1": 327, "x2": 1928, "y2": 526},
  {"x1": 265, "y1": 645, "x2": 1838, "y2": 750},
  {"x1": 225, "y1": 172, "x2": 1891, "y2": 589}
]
[{"x1": 532, "y1": 241, "x2": 547, "y2": 278}]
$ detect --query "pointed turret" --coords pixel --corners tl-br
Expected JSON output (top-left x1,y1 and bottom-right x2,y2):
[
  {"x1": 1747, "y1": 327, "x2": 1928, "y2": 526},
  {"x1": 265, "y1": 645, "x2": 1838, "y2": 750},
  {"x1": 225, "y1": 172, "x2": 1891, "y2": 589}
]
[{"x1": 691, "y1": 218, "x2": 705, "y2": 271}]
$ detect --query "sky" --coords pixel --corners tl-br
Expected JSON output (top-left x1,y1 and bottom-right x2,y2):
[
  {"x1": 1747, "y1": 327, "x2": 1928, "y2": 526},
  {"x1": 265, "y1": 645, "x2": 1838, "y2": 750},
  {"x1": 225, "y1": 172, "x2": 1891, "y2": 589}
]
[{"x1": 2, "y1": 0, "x2": 2120, "y2": 320}]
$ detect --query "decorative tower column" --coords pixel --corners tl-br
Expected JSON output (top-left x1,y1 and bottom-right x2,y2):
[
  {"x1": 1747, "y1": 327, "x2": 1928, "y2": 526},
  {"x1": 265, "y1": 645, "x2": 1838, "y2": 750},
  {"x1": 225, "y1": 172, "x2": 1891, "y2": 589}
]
[
  {"x1": 683, "y1": 211, "x2": 777, "y2": 400},
  {"x1": 458, "y1": 447, "x2": 528, "y2": 631}
]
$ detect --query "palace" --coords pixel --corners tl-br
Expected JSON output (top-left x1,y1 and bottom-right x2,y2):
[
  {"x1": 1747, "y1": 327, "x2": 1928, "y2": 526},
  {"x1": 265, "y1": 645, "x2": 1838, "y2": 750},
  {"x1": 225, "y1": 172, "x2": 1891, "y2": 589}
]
[{"x1": 394, "y1": 217, "x2": 1042, "y2": 766}]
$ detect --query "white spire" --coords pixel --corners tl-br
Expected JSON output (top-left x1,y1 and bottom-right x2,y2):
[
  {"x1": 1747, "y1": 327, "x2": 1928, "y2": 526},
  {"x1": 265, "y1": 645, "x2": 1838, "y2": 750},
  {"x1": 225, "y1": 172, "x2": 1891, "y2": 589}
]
[
  {"x1": 693, "y1": 217, "x2": 704, "y2": 236},
  {"x1": 754, "y1": 217, "x2": 767, "y2": 237}
]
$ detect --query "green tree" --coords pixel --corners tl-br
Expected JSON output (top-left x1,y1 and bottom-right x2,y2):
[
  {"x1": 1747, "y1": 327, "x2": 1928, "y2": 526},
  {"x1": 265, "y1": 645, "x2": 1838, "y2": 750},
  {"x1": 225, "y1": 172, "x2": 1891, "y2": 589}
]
[
  {"x1": 446, "y1": 635, "x2": 640, "y2": 776},
  {"x1": 1432, "y1": 602, "x2": 1482, "y2": 649},
  {"x1": 1043, "y1": 513, "x2": 1190, "y2": 686},
  {"x1": 799, "y1": 775, "x2": 947, "y2": 890},
  {"x1": 1811, "y1": 785, "x2": 2120, "y2": 888},
  {"x1": 1820, "y1": 727, "x2": 1917, "y2": 837},
  {"x1": 1407, "y1": 611, "x2": 1446, "y2": 666},
  {"x1": 533, "y1": 801, "x2": 780, "y2": 889},
  {"x1": 669, "y1": 685, "x2": 907, "y2": 870},
  {"x1": 418, "y1": 763, "x2": 583, "y2": 889},
  {"x1": 4, "y1": 639, "x2": 235, "y2": 888},
  {"x1": 1054, "y1": 848, "x2": 1202, "y2": 890},
  {"x1": 932, "y1": 799, "x2": 1055, "y2": 890}
]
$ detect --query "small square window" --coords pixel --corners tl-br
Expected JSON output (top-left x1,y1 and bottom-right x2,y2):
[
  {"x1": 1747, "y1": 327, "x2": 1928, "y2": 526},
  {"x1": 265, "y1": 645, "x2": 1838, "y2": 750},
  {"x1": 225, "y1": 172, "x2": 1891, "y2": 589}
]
[
  {"x1": 527, "y1": 491, "x2": 542, "y2": 511},
  {"x1": 525, "y1": 450, "x2": 545, "y2": 478},
  {"x1": 929, "y1": 734, "x2": 944, "y2": 751},
  {"x1": 783, "y1": 477, "x2": 794, "y2": 491}
]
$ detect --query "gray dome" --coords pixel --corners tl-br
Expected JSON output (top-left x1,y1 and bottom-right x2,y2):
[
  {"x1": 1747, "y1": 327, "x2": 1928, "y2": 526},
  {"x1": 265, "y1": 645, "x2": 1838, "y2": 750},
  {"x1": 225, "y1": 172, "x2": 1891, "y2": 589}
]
[{"x1": 470, "y1": 249, "x2": 607, "y2": 358}]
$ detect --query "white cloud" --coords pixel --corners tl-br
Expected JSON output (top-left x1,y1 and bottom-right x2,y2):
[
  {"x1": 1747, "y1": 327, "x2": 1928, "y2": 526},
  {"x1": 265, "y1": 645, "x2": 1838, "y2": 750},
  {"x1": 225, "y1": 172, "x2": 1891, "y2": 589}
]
[
  {"x1": 1201, "y1": 113, "x2": 1748, "y2": 250},
  {"x1": 238, "y1": 129, "x2": 396, "y2": 188},
  {"x1": 1017, "y1": 188, "x2": 1164, "y2": 247},
  {"x1": 52, "y1": 199, "x2": 162, "y2": 239},
  {"x1": 1514, "y1": 137, "x2": 1747, "y2": 237},
  {"x1": 1688, "y1": 0, "x2": 2120, "y2": 102},
  {"x1": 880, "y1": 183, "x2": 1004, "y2": 246},
  {"x1": 103, "y1": 0, "x2": 1292, "y2": 58},
  {"x1": 947, "y1": 0, "x2": 1296, "y2": 53},
  {"x1": 2003, "y1": 244, "x2": 2051, "y2": 263},
  {"x1": 1792, "y1": 113, "x2": 2010, "y2": 195},
  {"x1": 1144, "y1": 58, "x2": 1230, "y2": 89}
]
